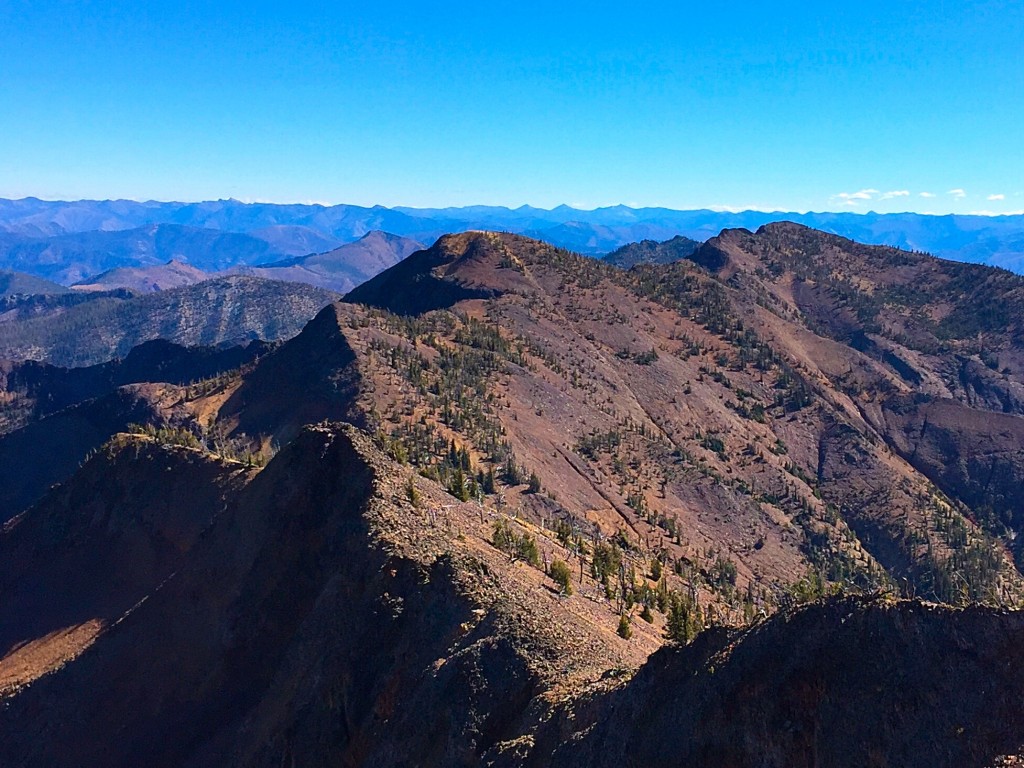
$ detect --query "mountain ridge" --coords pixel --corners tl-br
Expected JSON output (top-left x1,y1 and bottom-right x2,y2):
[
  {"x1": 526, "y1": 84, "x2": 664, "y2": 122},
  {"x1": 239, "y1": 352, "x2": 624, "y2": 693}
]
[{"x1": 3, "y1": 198, "x2": 1024, "y2": 267}]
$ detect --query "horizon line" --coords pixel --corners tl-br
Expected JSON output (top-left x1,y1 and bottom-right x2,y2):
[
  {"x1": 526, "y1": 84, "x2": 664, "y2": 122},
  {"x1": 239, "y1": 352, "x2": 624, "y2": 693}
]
[{"x1": 3, "y1": 196, "x2": 1024, "y2": 219}]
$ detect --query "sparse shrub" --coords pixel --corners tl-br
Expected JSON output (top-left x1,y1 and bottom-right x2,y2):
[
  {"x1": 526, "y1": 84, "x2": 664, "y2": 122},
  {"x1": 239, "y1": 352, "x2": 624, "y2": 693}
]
[
  {"x1": 617, "y1": 613, "x2": 632, "y2": 639},
  {"x1": 550, "y1": 559, "x2": 573, "y2": 595},
  {"x1": 492, "y1": 518, "x2": 541, "y2": 567}
]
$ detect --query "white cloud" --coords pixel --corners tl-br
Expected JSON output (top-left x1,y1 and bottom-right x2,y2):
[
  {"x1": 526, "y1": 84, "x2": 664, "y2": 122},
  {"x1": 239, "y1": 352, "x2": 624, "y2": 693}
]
[
  {"x1": 919, "y1": 192, "x2": 936, "y2": 198},
  {"x1": 880, "y1": 190, "x2": 910, "y2": 199},
  {"x1": 833, "y1": 188, "x2": 880, "y2": 204},
  {"x1": 948, "y1": 188, "x2": 967, "y2": 199},
  {"x1": 987, "y1": 194, "x2": 1006, "y2": 201}
]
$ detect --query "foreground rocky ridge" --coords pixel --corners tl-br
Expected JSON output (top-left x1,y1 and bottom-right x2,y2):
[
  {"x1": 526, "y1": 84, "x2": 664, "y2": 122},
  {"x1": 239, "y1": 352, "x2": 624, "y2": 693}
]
[{"x1": 1, "y1": 425, "x2": 1022, "y2": 766}]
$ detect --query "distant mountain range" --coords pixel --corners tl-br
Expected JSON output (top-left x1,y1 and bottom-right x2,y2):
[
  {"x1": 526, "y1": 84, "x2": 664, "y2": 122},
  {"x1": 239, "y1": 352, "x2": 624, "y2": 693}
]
[{"x1": 2, "y1": 199, "x2": 1024, "y2": 282}]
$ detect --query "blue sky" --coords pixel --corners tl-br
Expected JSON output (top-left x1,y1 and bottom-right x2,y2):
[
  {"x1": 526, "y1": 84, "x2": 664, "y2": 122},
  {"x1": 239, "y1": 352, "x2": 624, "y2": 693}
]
[{"x1": 1, "y1": 0, "x2": 1022, "y2": 213}]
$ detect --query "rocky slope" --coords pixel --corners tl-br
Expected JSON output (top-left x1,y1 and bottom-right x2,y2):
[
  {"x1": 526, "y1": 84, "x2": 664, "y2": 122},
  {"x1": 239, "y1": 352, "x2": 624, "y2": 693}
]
[
  {"x1": 342, "y1": 230, "x2": 1024, "y2": 607},
  {"x1": 0, "y1": 425, "x2": 1022, "y2": 766},
  {"x1": 688, "y1": 223, "x2": 1024, "y2": 566}
]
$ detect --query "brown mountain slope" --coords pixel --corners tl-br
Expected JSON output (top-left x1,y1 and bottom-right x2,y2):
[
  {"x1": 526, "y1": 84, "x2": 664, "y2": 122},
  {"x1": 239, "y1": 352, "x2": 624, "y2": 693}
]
[
  {"x1": 340, "y1": 231, "x2": 1024, "y2": 605},
  {"x1": 0, "y1": 424, "x2": 1022, "y2": 767},
  {"x1": 687, "y1": 222, "x2": 1024, "y2": 564},
  {"x1": 126, "y1": 229, "x2": 1024, "y2": 622},
  {"x1": 0, "y1": 436, "x2": 252, "y2": 695},
  {"x1": 0, "y1": 425, "x2": 655, "y2": 765}
]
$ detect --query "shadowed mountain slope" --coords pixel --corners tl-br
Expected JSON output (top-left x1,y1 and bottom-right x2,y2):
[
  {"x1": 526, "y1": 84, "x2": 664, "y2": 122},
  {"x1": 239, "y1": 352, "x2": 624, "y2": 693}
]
[
  {"x1": 0, "y1": 337, "x2": 269, "y2": 435},
  {"x1": 0, "y1": 384, "x2": 189, "y2": 521}
]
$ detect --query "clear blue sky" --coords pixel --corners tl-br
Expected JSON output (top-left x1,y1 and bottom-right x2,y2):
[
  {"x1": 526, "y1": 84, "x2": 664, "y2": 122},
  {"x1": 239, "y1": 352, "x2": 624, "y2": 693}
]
[{"x1": 1, "y1": 0, "x2": 1022, "y2": 213}]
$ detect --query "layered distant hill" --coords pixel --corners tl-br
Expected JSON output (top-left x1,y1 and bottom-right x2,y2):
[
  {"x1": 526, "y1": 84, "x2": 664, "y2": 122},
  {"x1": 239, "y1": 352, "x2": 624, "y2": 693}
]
[
  {"x1": 238, "y1": 230, "x2": 424, "y2": 292},
  {"x1": 41, "y1": 230, "x2": 423, "y2": 295},
  {"x1": 0, "y1": 270, "x2": 68, "y2": 297},
  {"x1": 4, "y1": 226, "x2": 1024, "y2": 765},
  {"x1": 3, "y1": 198, "x2": 1024, "y2": 277},
  {"x1": 0, "y1": 223, "x2": 290, "y2": 284},
  {"x1": 0, "y1": 276, "x2": 336, "y2": 367},
  {"x1": 72, "y1": 259, "x2": 209, "y2": 292}
]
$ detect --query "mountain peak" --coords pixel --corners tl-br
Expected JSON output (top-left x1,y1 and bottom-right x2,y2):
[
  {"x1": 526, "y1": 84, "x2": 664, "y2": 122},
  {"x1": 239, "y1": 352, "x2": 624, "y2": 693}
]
[{"x1": 345, "y1": 231, "x2": 556, "y2": 314}]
